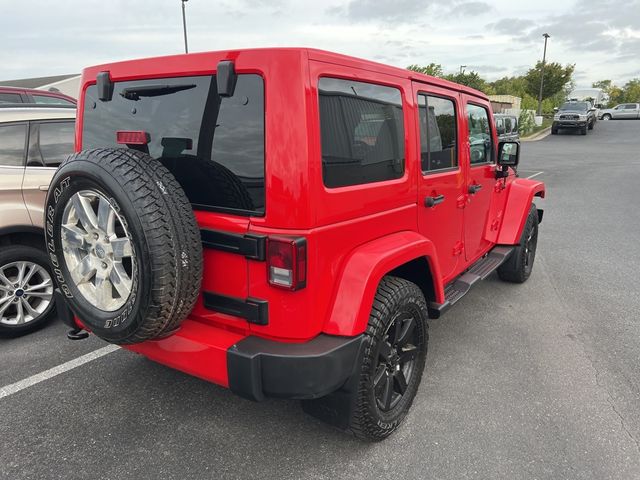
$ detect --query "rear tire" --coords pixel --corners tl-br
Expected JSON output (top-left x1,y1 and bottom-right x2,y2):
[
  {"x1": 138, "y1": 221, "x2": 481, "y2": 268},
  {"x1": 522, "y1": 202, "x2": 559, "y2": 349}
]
[
  {"x1": 498, "y1": 204, "x2": 539, "y2": 283},
  {"x1": 602, "y1": 114, "x2": 611, "y2": 121},
  {"x1": 45, "y1": 148, "x2": 202, "y2": 345},
  {"x1": 0, "y1": 245, "x2": 56, "y2": 337},
  {"x1": 346, "y1": 276, "x2": 428, "y2": 441}
]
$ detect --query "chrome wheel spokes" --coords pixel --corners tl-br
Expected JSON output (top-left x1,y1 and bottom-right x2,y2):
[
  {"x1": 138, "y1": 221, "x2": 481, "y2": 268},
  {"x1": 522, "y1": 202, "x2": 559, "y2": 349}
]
[
  {"x1": 0, "y1": 261, "x2": 53, "y2": 326},
  {"x1": 61, "y1": 190, "x2": 136, "y2": 312}
]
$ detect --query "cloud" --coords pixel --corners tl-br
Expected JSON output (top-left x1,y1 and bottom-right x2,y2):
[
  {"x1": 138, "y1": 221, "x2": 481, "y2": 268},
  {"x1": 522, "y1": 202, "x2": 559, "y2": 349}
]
[{"x1": 1, "y1": 0, "x2": 639, "y2": 86}]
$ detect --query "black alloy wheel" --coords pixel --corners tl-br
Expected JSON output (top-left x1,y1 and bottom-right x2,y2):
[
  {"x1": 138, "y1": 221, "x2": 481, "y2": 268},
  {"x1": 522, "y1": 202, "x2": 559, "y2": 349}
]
[{"x1": 374, "y1": 311, "x2": 419, "y2": 412}]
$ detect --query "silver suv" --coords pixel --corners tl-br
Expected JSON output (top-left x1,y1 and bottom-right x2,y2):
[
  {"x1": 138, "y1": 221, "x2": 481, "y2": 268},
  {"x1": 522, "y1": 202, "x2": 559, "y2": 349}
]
[{"x1": 0, "y1": 106, "x2": 75, "y2": 335}]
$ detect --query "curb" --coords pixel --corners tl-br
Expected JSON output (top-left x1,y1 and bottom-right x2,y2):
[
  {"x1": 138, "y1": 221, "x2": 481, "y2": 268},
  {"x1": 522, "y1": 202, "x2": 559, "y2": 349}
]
[{"x1": 521, "y1": 126, "x2": 551, "y2": 142}]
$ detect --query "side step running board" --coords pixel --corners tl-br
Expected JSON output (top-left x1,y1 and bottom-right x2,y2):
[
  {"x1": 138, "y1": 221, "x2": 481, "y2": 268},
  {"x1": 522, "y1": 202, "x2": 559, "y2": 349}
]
[{"x1": 428, "y1": 246, "x2": 514, "y2": 319}]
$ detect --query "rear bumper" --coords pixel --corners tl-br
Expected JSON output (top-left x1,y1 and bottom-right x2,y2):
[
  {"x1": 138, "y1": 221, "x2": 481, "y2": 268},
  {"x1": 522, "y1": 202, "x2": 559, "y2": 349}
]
[
  {"x1": 123, "y1": 319, "x2": 364, "y2": 401},
  {"x1": 228, "y1": 333, "x2": 364, "y2": 401}
]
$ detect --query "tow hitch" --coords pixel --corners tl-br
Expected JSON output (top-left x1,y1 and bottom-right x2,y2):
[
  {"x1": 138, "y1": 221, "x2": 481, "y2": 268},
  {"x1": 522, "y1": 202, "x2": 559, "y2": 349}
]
[{"x1": 53, "y1": 289, "x2": 89, "y2": 340}]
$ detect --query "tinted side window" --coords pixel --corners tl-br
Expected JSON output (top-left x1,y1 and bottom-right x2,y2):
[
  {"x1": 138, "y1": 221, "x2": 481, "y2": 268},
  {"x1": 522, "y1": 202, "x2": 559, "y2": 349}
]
[
  {"x1": 35, "y1": 121, "x2": 75, "y2": 167},
  {"x1": 418, "y1": 95, "x2": 457, "y2": 172},
  {"x1": 0, "y1": 93, "x2": 22, "y2": 103},
  {"x1": 318, "y1": 78, "x2": 405, "y2": 188},
  {"x1": 33, "y1": 94, "x2": 75, "y2": 106},
  {"x1": 624, "y1": 104, "x2": 636, "y2": 109},
  {"x1": 0, "y1": 124, "x2": 27, "y2": 166},
  {"x1": 467, "y1": 104, "x2": 493, "y2": 165}
]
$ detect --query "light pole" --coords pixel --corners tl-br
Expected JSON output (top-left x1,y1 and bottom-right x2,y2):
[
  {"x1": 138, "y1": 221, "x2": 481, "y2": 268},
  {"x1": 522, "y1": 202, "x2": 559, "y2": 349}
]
[
  {"x1": 181, "y1": 0, "x2": 189, "y2": 54},
  {"x1": 537, "y1": 33, "x2": 550, "y2": 116}
]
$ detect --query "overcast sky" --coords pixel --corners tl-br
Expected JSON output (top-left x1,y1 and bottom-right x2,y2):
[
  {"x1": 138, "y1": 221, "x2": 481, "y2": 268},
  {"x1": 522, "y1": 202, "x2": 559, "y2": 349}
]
[{"x1": 2, "y1": 0, "x2": 639, "y2": 87}]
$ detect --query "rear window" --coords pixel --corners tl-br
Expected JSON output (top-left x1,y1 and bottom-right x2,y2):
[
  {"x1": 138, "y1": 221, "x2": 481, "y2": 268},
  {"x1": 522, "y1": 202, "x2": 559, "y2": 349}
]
[
  {"x1": 318, "y1": 78, "x2": 405, "y2": 188},
  {"x1": 82, "y1": 74, "x2": 265, "y2": 215}
]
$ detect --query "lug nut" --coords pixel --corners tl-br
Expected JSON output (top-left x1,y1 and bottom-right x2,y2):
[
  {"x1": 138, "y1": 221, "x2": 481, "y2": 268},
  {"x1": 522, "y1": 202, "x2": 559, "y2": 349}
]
[
  {"x1": 93, "y1": 233, "x2": 99, "y2": 240},
  {"x1": 101, "y1": 262, "x2": 108, "y2": 269}
]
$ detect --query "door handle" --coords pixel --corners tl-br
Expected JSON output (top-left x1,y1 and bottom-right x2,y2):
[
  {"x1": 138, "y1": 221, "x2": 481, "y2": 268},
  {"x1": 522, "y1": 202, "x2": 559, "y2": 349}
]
[
  {"x1": 468, "y1": 184, "x2": 482, "y2": 194},
  {"x1": 424, "y1": 194, "x2": 445, "y2": 207}
]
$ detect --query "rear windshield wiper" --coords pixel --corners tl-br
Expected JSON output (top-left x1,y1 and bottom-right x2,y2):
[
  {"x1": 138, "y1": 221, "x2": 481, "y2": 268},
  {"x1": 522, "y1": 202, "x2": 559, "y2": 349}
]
[{"x1": 119, "y1": 84, "x2": 196, "y2": 100}]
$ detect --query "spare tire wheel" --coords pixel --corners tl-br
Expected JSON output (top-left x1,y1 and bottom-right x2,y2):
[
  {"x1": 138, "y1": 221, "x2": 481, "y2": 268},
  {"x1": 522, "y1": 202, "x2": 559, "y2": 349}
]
[{"x1": 44, "y1": 148, "x2": 202, "y2": 344}]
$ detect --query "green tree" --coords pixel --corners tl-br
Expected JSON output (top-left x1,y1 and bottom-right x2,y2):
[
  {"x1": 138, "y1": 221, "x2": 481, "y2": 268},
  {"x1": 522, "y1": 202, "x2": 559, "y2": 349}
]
[
  {"x1": 524, "y1": 61, "x2": 575, "y2": 99},
  {"x1": 443, "y1": 71, "x2": 495, "y2": 94},
  {"x1": 407, "y1": 63, "x2": 444, "y2": 77},
  {"x1": 490, "y1": 76, "x2": 528, "y2": 98},
  {"x1": 622, "y1": 79, "x2": 640, "y2": 103}
]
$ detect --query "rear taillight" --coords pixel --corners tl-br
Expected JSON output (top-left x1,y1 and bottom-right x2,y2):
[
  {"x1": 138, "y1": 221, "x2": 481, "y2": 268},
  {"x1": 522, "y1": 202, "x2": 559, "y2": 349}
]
[
  {"x1": 116, "y1": 130, "x2": 150, "y2": 145},
  {"x1": 267, "y1": 237, "x2": 307, "y2": 291}
]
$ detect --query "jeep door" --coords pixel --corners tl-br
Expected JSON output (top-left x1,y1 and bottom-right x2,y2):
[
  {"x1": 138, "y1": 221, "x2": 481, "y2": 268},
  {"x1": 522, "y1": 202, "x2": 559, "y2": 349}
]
[
  {"x1": 413, "y1": 84, "x2": 464, "y2": 281},
  {"x1": 461, "y1": 97, "x2": 507, "y2": 263}
]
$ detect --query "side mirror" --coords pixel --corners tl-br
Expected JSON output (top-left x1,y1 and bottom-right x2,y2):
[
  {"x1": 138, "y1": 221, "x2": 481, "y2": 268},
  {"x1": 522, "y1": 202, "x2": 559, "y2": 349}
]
[
  {"x1": 217, "y1": 60, "x2": 237, "y2": 98},
  {"x1": 589, "y1": 108, "x2": 596, "y2": 113},
  {"x1": 497, "y1": 141, "x2": 519, "y2": 167}
]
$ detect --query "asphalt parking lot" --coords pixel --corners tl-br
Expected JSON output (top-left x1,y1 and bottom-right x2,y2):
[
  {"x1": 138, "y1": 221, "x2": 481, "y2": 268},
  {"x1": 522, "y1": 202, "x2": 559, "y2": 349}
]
[{"x1": 2, "y1": 120, "x2": 639, "y2": 480}]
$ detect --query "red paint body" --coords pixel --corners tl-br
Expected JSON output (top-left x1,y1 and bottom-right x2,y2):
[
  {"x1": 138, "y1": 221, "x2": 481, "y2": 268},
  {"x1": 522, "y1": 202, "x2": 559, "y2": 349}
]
[{"x1": 75, "y1": 48, "x2": 545, "y2": 388}]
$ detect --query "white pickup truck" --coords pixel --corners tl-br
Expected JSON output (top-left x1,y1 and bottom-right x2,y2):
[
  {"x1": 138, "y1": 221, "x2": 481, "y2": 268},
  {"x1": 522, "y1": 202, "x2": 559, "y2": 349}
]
[{"x1": 599, "y1": 103, "x2": 640, "y2": 120}]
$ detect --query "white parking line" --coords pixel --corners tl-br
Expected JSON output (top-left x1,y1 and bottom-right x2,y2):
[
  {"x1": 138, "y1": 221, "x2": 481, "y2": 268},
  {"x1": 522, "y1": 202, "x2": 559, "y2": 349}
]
[
  {"x1": 0, "y1": 344, "x2": 119, "y2": 400},
  {"x1": 526, "y1": 171, "x2": 544, "y2": 179}
]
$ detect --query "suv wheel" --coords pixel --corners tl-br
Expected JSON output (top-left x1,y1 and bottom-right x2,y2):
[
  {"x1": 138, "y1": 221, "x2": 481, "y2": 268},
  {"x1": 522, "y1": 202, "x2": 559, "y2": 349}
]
[
  {"x1": 588, "y1": 120, "x2": 594, "y2": 130},
  {"x1": 581, "y1": 126, "x2": 587, "y2": 135},
  {"x1": 0, "y1": 245, "x2": 56, "y2": 336},
  {"x1": 45, "y1": 148, "x2": 202, "y2": 345},
  {"x1": 498, "y1": 204, "x2": 539, "y2": 283},
  {"x1": 602, "y1": 114, "x2": 612, "y2": 120},
  {"x1": 347, "y1": 276, "x2": 428, "y2": 441}
]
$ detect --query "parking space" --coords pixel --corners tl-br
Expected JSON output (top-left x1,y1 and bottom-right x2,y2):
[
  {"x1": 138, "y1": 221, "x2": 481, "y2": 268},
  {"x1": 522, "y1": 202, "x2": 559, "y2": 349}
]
[{"x1": 2, "y1": 120, "x2": 639, "y2": 479}]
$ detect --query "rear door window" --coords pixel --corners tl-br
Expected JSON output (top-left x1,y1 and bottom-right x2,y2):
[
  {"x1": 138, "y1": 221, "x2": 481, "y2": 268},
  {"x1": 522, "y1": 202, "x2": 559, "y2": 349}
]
[
  {"x1": 417, "y1": 94, "x2": 457, "y2": 172},
  {"x1": 0, "y1": 124, "x2": 27, "y2": 166},
  {"x1": 318, "y1": 78, "x2": 405, "y2": 188},
  {"x1": 82, "y1": 74, "x2": 265, "y2": 215}
]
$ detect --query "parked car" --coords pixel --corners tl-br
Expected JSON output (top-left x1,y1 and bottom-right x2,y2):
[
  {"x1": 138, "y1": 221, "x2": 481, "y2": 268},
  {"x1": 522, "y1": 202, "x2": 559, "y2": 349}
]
[
  {"x1": 599, "y1": 103, "x2": 640, "y2": 120},
  {"x1": 552, "y1": 100, "x2": 596, "y2": 135},
  {"x1": 48, "y1": 48, "x2": 545, "y2": 441},
  {"x1": 494, "y1": 113, "x2": 519, "y2": 141},
  {"x1": 0, "y1": 107, "x2": 75, "y2": 335},
  {"x1": 0, "y1": 86, "x2": 76, "y2": 106}
]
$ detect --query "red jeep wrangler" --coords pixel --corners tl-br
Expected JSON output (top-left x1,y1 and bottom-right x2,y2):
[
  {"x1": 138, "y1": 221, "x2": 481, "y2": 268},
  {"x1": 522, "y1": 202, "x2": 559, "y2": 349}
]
[{"x1": 45, "y1": 48, "x2": 544, "y2": 441}]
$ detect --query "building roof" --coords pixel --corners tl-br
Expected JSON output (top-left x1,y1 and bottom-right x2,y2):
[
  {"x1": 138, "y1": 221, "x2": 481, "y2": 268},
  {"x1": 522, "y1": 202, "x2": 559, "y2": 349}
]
[{"x1": 0, "y1": 74, "x2": 78, "y2": 89}]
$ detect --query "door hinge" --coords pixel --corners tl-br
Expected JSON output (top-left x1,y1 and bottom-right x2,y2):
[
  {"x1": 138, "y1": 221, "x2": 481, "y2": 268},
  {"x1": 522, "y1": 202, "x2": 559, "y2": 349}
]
[{"x1": 453, "y1": 241, "x2": 464, "y2": 256}]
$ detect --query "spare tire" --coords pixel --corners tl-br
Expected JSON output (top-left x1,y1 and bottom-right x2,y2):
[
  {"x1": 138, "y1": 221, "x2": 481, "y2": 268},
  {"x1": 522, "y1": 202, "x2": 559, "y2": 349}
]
[{"x1": 44, "y1": 148, "x2": 202, "y2": 344}]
